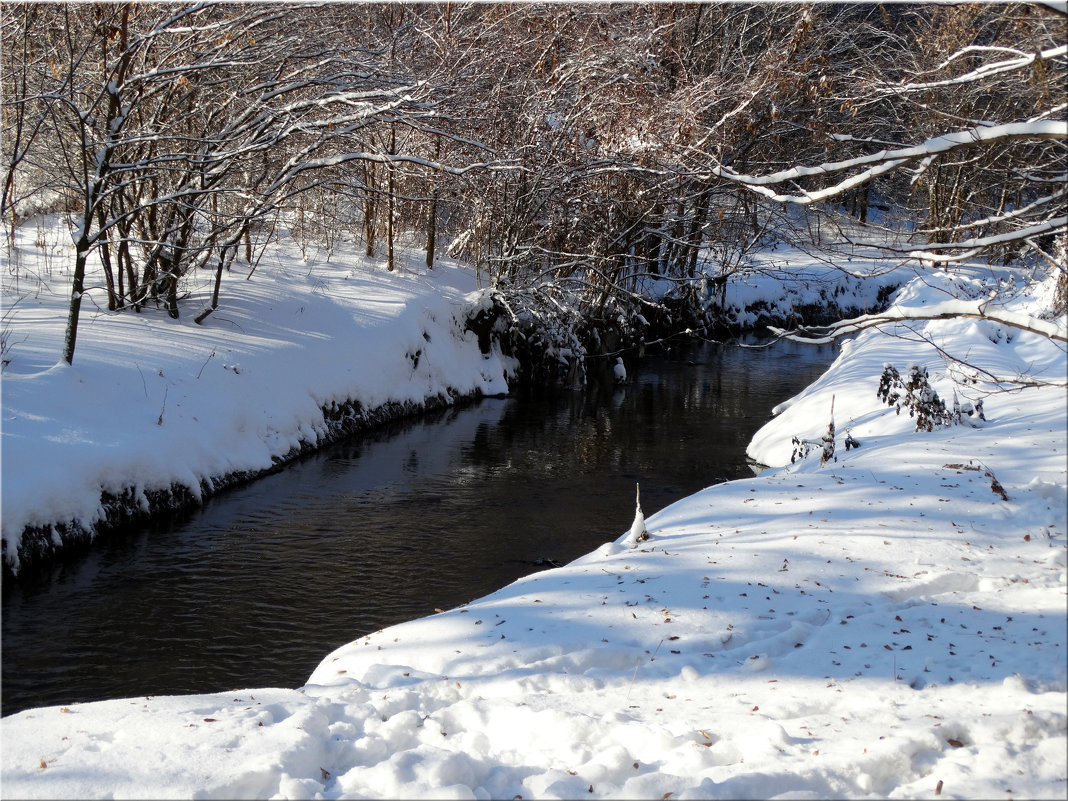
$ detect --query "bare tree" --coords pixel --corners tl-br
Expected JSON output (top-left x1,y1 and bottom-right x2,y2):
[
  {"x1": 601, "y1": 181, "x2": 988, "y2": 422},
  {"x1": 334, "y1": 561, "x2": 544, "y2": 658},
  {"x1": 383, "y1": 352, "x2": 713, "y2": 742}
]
[
  {"x1": 699, "y1": 4, "x2": 1066, "y2": 268},
  {"x1": 6, "y1": 3, "x2": 1063, "y2": 373},
  {"x1": 2, "y1": 3, "x2": 471, "y2": 363}
]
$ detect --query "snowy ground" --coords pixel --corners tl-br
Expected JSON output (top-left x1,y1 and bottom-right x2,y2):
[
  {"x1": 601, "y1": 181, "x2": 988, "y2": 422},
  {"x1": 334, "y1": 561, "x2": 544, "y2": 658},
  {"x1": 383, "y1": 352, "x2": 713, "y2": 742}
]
[
  {"x1": 1, "y1": 220, "x2": 514, "y2": 572},
  {"x1": 1, "y1": 220, "x2": 1066, "y2": 799}
]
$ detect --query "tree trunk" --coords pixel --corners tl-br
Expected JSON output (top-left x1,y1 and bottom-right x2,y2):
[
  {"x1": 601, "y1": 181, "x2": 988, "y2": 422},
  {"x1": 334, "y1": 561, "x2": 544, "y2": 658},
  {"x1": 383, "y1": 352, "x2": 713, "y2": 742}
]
[
  {"x1": 387, "y1": 124, "x2": 396, "y2": 272},
  {"x1": 425, "y1": 194, "x2": 437, "y2": 270},
  {"x1": 62, "y1": 235, "x2": 90, "y2": 365},
  {"x1": 363, "y1": 161, "x2": 377, "y2": 257},
  {"x1": 686, "y1": 188, "x2": 712, "y2": 278},
  {"x1": 426, "y1": 136, "x2": 440, "y2": 270},
  {"x1": 195, "y1": 245, "x2": 231, "y2": 324},
  {"x1": 94, "y1": 206, "x2": 119, "y2": 310},
  {"x1": 97, "y1": 234, "x2": 118, "y2": 311}
]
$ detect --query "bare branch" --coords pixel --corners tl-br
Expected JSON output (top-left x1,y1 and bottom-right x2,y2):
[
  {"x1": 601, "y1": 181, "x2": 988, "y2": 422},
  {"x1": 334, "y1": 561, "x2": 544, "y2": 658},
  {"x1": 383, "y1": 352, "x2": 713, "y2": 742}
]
[
  {"x1": 704, "y1": 121, "x2": 1067, "y2": 205},
  {"x1": 768, "y1": 307, "x2": 1067, "y2": 346}
]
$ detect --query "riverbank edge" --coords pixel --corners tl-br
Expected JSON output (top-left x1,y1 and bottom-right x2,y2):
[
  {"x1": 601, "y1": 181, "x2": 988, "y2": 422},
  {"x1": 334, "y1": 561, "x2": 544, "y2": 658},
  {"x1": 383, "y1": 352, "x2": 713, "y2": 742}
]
[
  {"x1": 4, "y1": 388, "x2": 487, "y2": 580},
  {"x1": 3, "y1": 285, "x2": 893, "y2": 579}
]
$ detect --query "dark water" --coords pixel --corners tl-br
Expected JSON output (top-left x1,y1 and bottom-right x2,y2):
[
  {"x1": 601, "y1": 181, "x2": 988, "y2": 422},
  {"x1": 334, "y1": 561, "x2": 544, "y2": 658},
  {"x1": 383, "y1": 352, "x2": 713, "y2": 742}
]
[{"x1": 1, "y1": 340, "x2": 833, "y2": 717}]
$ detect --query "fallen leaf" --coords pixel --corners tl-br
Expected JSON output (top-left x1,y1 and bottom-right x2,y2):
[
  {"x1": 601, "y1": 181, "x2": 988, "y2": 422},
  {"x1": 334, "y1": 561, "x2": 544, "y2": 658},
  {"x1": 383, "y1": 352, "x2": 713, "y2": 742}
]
[{"x1": 946, "y1": 738, "x2": 964, "y2": 748}]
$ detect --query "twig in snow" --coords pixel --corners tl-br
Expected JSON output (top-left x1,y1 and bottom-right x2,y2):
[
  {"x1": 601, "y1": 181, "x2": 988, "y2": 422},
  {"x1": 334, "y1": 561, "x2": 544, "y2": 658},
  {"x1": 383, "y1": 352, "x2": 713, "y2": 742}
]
[
  {"x1": 195, "y1": 349, "x2": 215, "y2": 379},
  {"x1": 819, "y1": 395, "x2": 836, "y2": 466},
  {"x1": 157, "y1": 386, "x2": 168, "y2": 426},
  {"x1": 627, "y1": 483, "x2": 648, "y2": 547},
  {"x1": 136, "y1": 365, "x2": 148, "y2": 399},
  {"x1": 626, "y1": 657, "x2": 642, "y2": 700},
  {"x1": 626, "y1": 638, "x2": 665, "y2": 700}
]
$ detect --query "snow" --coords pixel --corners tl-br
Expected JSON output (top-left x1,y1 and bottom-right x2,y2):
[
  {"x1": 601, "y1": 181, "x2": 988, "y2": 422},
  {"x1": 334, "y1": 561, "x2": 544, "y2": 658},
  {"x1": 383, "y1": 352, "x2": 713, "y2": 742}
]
[
  {"x1": 1, "y1": 221, "x2": 515, "y2": 571},
  {"x1": 2, "y1": 218, "x2": 1066, "y2": 799},
  {"x1": 701, "y1": 248, "x2": 905, "y2": 332},
  {"x1": 623, "y1": 484, "x2": 647, "y2": 548}
]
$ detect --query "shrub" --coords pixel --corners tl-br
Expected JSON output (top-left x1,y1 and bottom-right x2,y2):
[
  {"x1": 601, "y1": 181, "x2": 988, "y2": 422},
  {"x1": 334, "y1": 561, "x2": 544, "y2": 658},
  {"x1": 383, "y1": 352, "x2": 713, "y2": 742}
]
[{"x1": 876, "y1": 363, "x2": 984, "y2": 432}]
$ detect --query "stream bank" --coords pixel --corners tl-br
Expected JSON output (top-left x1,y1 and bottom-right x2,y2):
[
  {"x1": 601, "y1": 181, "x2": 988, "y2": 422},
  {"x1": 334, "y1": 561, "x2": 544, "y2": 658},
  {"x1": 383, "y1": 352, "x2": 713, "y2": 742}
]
[
  {"x1": 2, "y1": 226, "x2": 900, "y2": 577},
  {"x1": 2, "y1": 337, "x2": 836, "y2": 716},
  {"x1": 8, "y1": 392, "x2": 480, "y2": 579}
]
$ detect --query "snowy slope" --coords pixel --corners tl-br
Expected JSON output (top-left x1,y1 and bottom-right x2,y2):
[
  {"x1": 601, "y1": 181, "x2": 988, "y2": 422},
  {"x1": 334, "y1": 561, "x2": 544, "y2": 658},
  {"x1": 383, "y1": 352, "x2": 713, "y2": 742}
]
[
  {"x1": 1, "y1": 219, "x2": 513, "y2": 572},
  {"x1": 1, "y1": 221, "x2": 1065, "y2": 798}
]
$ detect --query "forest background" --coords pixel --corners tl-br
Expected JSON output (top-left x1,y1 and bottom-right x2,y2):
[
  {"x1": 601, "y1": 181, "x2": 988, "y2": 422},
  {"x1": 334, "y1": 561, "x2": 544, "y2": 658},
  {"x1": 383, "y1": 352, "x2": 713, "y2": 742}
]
[
  {"x1": 2, "y1": 12, "x2": 1067, "y2": 796},
  {"x1": 3, "y1": 1, "x2": 1065, "y2": 379}
]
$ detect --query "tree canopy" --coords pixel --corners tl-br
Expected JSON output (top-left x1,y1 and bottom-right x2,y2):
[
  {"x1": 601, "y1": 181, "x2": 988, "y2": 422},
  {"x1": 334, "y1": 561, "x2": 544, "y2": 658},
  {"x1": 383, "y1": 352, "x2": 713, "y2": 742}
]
[{"x1": 2, "y1": 2, "x2": 1064, "y2": 365}]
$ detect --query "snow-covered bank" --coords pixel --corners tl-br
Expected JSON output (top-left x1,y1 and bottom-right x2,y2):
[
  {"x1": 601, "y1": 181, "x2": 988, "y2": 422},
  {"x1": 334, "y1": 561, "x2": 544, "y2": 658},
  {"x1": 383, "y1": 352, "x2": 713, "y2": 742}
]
[
  {"x1": 713, "y1": 248, "x2": 902, "y2": 332},
  {"x1": 1, "y1": 222, "x2": 514, "y2": 573},
  {"x1": 2, "y1": 257, "x2": 1065, "y2": 797},
  {"x1": 1, "y1": 216, "x2": 904, "y2": 574}
]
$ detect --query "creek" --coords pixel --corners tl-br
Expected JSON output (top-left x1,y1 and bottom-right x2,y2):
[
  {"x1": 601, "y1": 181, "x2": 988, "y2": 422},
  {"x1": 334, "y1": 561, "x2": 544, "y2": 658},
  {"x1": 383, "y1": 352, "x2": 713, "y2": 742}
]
[{"x1": 1, "y1": 339, "x2": 833, "y2": 717}]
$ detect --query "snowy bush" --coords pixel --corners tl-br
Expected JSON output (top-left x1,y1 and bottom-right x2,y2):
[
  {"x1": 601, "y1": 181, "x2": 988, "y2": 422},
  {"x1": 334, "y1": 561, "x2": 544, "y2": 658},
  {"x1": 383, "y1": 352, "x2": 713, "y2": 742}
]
[
  {"x1": 876, "y1": 362, "x2": 984, "y2": 432},
  {"x1": 788, "y1": 396, "x2": 861, "y2": 466},
  {"x1": 790, "y1": 430, "x2": 861, "y2": 465}
]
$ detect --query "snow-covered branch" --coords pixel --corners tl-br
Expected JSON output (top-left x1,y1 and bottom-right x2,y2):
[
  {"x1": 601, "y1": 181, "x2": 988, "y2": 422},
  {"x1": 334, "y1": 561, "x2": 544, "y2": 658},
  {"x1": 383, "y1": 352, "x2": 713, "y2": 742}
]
[
  {"x1": 704, "y1": 120, "x2": 1067, "y2": 206},
  {"x1": 768, "y1": 305, "x2": 1068, "y2": 346},
  {"x1": 881, "y1": 44, "x2": 1067, "y2": 93}
]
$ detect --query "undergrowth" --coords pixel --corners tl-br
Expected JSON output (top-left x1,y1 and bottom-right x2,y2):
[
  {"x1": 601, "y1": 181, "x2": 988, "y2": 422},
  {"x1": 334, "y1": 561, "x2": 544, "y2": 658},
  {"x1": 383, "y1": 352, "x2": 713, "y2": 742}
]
[{"x1": 877, "y1": 362, "x2": 984, "y2": 432}]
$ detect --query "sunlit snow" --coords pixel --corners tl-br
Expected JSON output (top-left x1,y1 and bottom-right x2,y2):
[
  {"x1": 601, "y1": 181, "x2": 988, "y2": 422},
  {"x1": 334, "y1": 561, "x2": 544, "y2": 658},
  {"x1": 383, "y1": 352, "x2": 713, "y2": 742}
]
[{"x1": 1, "y1": 218, "x2": 1065, "y2": 799}]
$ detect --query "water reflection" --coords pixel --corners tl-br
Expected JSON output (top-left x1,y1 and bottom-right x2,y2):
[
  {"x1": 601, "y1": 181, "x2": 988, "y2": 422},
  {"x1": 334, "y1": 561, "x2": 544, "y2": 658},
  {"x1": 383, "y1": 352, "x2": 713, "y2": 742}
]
[{"x1": 2, "y1": 340, "x2": 832, "y2": 716}]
